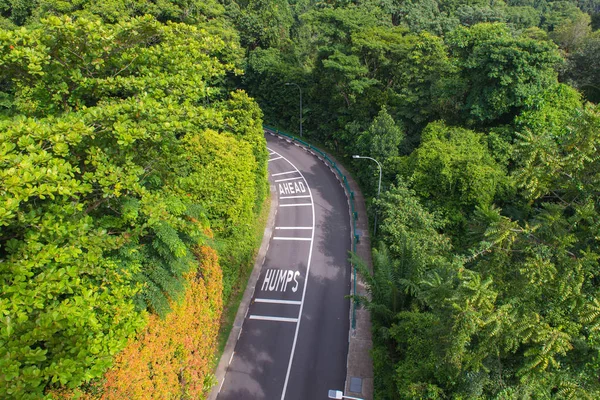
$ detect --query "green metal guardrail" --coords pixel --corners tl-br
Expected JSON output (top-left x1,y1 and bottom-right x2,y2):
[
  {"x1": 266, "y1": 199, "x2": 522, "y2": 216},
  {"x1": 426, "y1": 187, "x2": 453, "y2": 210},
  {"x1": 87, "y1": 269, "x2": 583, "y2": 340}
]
[{"x1": 265, "y1": 125, "x2": 359, "y2": 330}]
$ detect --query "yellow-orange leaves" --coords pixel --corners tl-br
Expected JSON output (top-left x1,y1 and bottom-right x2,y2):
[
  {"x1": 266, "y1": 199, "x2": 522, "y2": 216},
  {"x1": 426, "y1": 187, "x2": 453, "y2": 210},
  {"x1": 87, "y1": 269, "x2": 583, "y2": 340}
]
[{"x1": 100, "y1": 245, "x2": 223, "y2": 399}]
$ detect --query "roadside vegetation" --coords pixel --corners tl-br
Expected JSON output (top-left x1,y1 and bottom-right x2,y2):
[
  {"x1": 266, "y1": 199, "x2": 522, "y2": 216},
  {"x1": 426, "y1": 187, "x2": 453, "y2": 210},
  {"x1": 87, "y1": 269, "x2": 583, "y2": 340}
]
[
  {"x1": 0, "y1": 2, "x2": 267, "y2": 398},
  {"x1": 2, "y1": 0, "x2": 600, "y2": 399}
]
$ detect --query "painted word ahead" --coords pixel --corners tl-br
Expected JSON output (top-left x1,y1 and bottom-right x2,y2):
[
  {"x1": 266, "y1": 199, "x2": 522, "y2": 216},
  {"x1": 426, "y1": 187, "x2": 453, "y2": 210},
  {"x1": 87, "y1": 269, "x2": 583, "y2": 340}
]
[
  {"x1": 279, "y1": 180, "x2": 306, "y2": 196},
  {"x1": 261, "y1": 269, "x2": 301, "y2": 292}
]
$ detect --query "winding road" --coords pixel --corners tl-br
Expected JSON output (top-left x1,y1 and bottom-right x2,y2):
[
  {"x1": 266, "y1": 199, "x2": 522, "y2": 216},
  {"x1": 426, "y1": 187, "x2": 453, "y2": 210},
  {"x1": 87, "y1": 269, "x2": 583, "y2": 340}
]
[{"x1": 216, "y1": 134, "x2": 352, "y2": 399}]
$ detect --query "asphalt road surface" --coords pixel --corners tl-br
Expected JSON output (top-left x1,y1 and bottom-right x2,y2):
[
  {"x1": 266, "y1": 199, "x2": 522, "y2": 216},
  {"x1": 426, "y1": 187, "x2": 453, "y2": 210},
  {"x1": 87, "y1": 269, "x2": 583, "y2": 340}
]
[{"x1": 216, "y1": 134, "x2": 351, "y2": 400}]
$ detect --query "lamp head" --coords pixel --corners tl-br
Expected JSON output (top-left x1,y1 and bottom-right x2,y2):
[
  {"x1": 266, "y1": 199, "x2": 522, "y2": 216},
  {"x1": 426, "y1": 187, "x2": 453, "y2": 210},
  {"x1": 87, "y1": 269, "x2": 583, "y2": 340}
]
[
  {"x1": 284, "y1": 82, "x2": 291, "y2": 86},
  {"x1": 352, "y1": 155, "x2": 360, "y2": 159}
]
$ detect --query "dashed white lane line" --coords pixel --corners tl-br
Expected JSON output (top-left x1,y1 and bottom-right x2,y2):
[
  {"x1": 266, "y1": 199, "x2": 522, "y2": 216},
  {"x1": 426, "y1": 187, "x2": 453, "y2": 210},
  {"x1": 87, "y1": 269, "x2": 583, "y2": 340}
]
[
  {"x1": 254, "y1": 298, "x2": 302, "y2": 305},
  {"x1": 272, "y1": 171, "x2": 298, "y2": 176},
  {"x1": 266, "y1": 147, "x2": 317, "y2": 400},
  {"x1": 268, "y1": 156, "x2": 283, "y2": 162},
  {"x1": 273, "y1": 237, "x2": 312, "y2": 241},
  {"x1": 280, "y1": 195, "x2": 311, "y2": 199},
  {"x1": 274, "y1": 176, "x2": 303, "y2": 183},
  {"x1": 279, "y1": 203, "x2": 312, "y2": 207},
  {"x1": 249, "y1": 315, "x2": 298, "y2": 323},
  {"x1": 275, "y1": 227, "x2": 313, "y2": 230}
]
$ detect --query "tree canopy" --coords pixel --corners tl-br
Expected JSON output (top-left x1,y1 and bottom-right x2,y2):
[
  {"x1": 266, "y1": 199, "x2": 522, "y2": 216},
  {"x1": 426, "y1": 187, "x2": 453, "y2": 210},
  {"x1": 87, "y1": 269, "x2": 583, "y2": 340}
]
[{"x1": 0, "y1": 8, "x2": 266, "y2": 399}]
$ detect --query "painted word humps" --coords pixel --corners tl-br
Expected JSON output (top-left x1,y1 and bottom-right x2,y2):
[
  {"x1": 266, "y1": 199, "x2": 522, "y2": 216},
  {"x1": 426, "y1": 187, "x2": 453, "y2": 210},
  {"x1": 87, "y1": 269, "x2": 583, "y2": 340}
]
[
  {"x1": 279, "y1": 181, "x2": 306, "y2": 195},
  {"x1": 261, "y1": 269, "x2": 301, "y2": 292}
]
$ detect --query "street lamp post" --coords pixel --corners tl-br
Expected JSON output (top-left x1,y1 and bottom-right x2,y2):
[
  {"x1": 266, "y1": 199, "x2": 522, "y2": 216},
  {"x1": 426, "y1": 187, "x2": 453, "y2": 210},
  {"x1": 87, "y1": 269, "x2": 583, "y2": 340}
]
[
  {"x1": 352, "y1": 154, "x2": 382, "y2": 237},
  {"x1": 328, "y1": 389, "x2": 364, "y2": 400},
  {"x1": 284, "y1": 82, "x2": 302, "y2": 137}
]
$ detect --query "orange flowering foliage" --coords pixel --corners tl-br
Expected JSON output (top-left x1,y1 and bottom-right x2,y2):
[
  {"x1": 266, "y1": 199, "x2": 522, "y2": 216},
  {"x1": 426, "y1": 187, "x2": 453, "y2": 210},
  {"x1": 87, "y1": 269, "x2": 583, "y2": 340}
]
[{"x1": 98, "y1": 245, "x2": 223, "y2": 399}]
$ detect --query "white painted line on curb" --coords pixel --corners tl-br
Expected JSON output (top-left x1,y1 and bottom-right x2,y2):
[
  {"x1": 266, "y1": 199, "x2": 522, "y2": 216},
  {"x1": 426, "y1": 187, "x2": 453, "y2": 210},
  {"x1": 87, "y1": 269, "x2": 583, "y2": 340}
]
[
  {"x1": 274, "y1": 176, "x2": 303, "y2": 183},
  {"x1": 228, "y1": 352, "x2": 235, "y2": 366},
  {"x1": 273, "y1": 237, "x2": 312, "y2": 241},
  {"x1": 275, "y1": 227, "x2": 313, "y2": 230},
  {"x1": 279, "y1": 203, "x2": 312, "y2": 207},
  {"x1": 268, "y1": 156, "x2": 283, "y2": 162},
  {"x1": 272, "y1": 170, "x2": 298, "y2": 176},
  {"x1": 254, "y1": 298, "x2": 302, "y2": 305},
  {"x1": 249, "y1": 315, "x2": 298, "y2": 323},
  {"x1": 279, "y1": 195, "x2": 311, "y2": 199}
]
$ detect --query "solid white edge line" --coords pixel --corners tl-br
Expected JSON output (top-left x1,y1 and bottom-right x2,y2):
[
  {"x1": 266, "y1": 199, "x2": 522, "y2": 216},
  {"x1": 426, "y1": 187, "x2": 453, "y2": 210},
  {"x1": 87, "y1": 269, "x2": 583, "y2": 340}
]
[
  {"x1": 249, "y1": 315, "x2": 298, "y2": 323},
  {"x1": 275, "y1": 227, "x2": 313, "y2": 230},
  {"x1": 279, "y1": 203, "x2": 312, "y2": 207},
  {"x1": 273, "y1": 237, "x2": 312, "y2": 241},
  {"x1": 268, "y1": 156, "x2": 283, "y2": 162},
  {"x1": 272, "y1": 170, "x2": 299, "y2": 176},
  {"x1": 279, "y1": 195, "x2": 311, "y2": 199},
  {"x1": 275, "y1": 151, "x2": 316, "y2": 400},
  {"x1": 274, "y1": 176, "x2": 303, "y2": 183},
  {"x1": 254, "y1": 298, "x2": 302, "y2": 305}
]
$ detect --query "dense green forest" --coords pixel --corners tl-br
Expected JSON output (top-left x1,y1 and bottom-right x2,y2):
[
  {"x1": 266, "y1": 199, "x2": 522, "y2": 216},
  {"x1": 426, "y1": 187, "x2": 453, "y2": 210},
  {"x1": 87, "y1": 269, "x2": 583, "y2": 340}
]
[
  {"x1": 230, "y1": 0, "x2": 600, "y2": 398},
  {"x1": 2, "y1": 0, "x2": 600, "y2": 398}
]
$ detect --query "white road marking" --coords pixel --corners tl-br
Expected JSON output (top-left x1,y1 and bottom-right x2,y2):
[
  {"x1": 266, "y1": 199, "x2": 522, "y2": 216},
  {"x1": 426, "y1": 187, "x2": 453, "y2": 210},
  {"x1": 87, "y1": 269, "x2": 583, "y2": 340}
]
[
  {"x1": 279, "y1": 203, "x2": 312, "y2": 207},
  {"x1": 280, "y1": 195, "x2": 311, "y2": 199},
  {"x1": 268, "y1": 156, "x2": 283, "y2": 162},
  {"x1": 261, "y1": 269, "x2": 300, "y2": 292},
  {"x1": 275, "y1": 227, "x2": 313, "y2": 230},
  {"x1": 265, "y1": 148, "x2": 317, "y2": 400},
  {"x1": 249, "y1": 315, "x2": 298, "y2": 323},
  {"x1": 272, "y1": 170, "x2": 298, "y2": 176},
  {"x1": 273, "y1": 237, "x2": 312, "y2": 241},
  {"x1": 254, "y1": 298, "x2": 302, "y2": 305},
  {"x1": 274, "y1": 176, "x2": 303, "y2": 183}
]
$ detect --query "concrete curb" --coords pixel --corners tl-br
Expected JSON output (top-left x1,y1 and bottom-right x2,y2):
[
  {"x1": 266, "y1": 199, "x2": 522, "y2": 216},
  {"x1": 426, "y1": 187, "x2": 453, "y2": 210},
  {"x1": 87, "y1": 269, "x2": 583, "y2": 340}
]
[{"x1": 208, "y1": 184, "x2": 278, "y2": 400}]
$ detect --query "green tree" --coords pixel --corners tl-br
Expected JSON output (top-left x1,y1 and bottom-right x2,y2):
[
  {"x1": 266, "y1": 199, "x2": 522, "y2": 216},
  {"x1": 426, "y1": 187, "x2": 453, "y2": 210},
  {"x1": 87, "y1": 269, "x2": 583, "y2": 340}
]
[
  {"x1": 224, "y1": 0, "x2": 293, "y2": 50},
  {"x1": 550, "y1": 11, "x2": 592, "y2": 52},
  {"x1": 442, "y1": 22, "x2": 562, "y2": 125},
  {"x1": 563, "y1": 31, "x2": 600, "y2": 102},
  {"x1": 406, "y1": 121, "x2": 509, "y2": 226},
  {"x1": 395, "y1": 0, "x2": 459, "y2": 35},
  {"x1": 0, "y1": 15, "x2": 266, "y2": 397},
  {"x1": 505, "y1": 5, "x2": 541, "y2": 30},
  {"x1": 360, "y1": 106, "x2": 404, "y2": 160}
]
